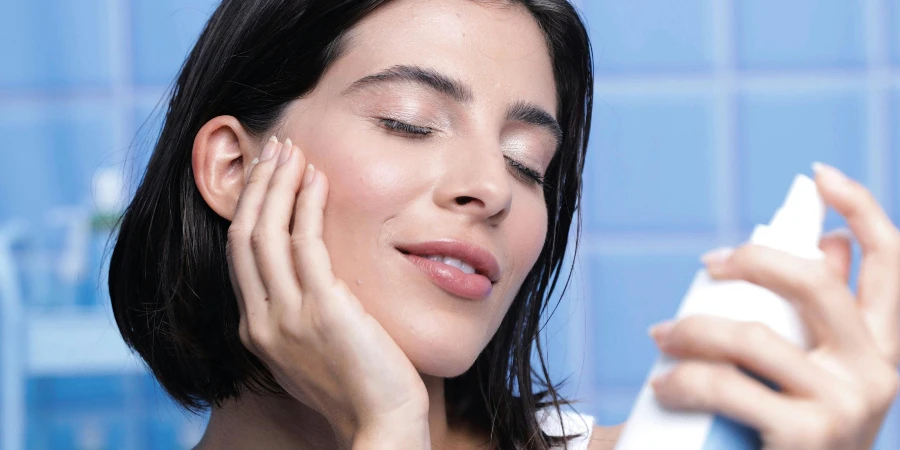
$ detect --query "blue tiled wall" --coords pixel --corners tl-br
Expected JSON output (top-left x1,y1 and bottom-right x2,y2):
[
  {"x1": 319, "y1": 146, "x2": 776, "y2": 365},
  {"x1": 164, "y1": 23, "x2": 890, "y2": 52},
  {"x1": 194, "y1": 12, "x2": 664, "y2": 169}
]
[
  {"x1": 0, "y1": 1, "x2": 112, "y2": 89},
  {"x1": 586, "y1": 253, "x2": 700, "y2": 386},
  {"x1": 0, "y1": 103, "x2": 117, "y2": 223},
  {"x1": 736, "y1": 0, "x2": 866, "y2": 69},
  {"x1": 736, "y1": 88, "x2": 867, "y2": 230},
  {"x1": 3, "y1": 0, "x2": 900, "y2": 448},
  {"x1": 584, "y1": 0, "x2": 714, "y2": 73},
  {"x1": 578, "y1": 0, "x2": 900, "y2": 447},
  {"x1": 131, "y1": 0, "x2": 218, "y2": 85},
  {"x1": 585, "y1": 93, "x2": 717, "y2": 232},
  {"x1": 894, "y1": 0, "x2": 900, "y2": 63}
]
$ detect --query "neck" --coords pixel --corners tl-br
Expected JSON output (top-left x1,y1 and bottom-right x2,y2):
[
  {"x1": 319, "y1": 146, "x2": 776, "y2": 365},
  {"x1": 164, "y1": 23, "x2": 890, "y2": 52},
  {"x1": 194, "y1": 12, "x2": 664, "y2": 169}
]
[{"x1": 195, "y1": 374, "x2": 490, "y2": 450}]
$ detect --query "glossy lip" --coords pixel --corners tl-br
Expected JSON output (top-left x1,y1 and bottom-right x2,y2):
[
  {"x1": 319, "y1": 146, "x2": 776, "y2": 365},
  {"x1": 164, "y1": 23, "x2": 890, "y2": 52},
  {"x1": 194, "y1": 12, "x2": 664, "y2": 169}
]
[
  {"x1": 395, "y1": 239, "x2": 502, "y2": 283},
  {"x1": 402, "y1": 253, "x2": 494, "y2": 300}
]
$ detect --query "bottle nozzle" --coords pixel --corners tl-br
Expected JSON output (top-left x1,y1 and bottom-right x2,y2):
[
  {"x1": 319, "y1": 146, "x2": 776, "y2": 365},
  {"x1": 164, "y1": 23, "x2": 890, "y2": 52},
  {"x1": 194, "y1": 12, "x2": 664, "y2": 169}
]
[
  {"x1": 749, "y1": 174, "x2": 826, "y2": 258},
  {"x1": 756, "y1": 174, "x2": 825, "y2": 254}
]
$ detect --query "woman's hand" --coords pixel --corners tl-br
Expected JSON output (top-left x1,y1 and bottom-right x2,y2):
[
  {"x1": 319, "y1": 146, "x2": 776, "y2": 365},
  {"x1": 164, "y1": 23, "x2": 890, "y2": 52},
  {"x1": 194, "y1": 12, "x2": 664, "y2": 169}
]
[
  {"x1": 648, "y1": 163, "x2": 900, "y2": 450},
  {"x1": 226, "y1": 136, "x2": 430, "y2": 449}
]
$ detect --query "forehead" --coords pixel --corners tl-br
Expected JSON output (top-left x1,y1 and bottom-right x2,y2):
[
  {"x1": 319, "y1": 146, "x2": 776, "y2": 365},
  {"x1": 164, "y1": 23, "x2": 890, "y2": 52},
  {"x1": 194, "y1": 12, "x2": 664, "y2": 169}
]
[{"x1": 325, "y1": 0, "x2": 558, "y2": 113}]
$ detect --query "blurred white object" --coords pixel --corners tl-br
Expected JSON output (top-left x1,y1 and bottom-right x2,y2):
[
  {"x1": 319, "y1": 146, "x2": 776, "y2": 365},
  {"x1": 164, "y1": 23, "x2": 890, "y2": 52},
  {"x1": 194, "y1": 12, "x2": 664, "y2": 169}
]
[
  {"x1": 47, "y1": 206, "x2": 90, "y2": 287},
  {"x1": 0, "y1": 222, "x2": 27, "y2": 450},
  {"x1": 92, "y1": 166, "x2": 126, "y2": 217},
  {"x1": 76, "y1": 420, "x2": 106, "y2": 450}
]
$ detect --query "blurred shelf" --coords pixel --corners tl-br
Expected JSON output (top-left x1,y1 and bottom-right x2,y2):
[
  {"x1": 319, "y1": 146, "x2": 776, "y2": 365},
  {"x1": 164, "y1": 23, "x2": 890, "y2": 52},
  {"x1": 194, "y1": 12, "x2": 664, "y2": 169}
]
[{"x1": 25, "y1": 310, "x2": 143, "y2": 376}]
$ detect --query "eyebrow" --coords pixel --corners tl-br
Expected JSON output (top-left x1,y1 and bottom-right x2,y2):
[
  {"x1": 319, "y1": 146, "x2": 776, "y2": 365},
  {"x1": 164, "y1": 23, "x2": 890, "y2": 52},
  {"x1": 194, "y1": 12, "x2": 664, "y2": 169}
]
[
  {"x1": 343, "y1": 64, "x2": 563, "y2": 145},
  {"x1": 506, "y1": 101, "x2": 563, "y2": 146},
  {"x1": 343, "y1": 64, "x2": 473, "y2": 102}
]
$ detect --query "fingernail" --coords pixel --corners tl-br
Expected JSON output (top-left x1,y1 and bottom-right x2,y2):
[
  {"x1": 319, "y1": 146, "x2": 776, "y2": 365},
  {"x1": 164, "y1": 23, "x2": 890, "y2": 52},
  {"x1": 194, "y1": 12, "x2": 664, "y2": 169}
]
[
  {"x1": 701, "y1": 246, "x2": 734, "y2": 266},
  {"x1": 824, "y1": 227, "x2": 855, "y2": 242},
  {"x1": 260, "y1": 137, "x2": 278, "y2": 161},
  {"x1": 269, "y1": 135, "x2": 278, "y2": 142},
  {"x1": 246, "y1": 158, "x2": 260, "y2": 182},
  {"x1": 648, "y1": 320, "x2": 675, "y2": 343},
  {"x1": 302, "y1": 163, "x2": 316, "y2": 187},
  {"x1": 812, "y1": 162, "x2": 849, "y2": 186},
  {"x1": 650, "y1": 372, "x2": 670, "y2": 390},
  {"x1": 277, "y1": 142, "x2": 293, "y2": 166}
]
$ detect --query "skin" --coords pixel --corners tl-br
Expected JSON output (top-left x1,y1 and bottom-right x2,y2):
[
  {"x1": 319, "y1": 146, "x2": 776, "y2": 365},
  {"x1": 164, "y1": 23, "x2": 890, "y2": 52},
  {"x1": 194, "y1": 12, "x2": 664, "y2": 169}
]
[{"x1": 189, "y1": 0, "x2": 900, "y2": 448}]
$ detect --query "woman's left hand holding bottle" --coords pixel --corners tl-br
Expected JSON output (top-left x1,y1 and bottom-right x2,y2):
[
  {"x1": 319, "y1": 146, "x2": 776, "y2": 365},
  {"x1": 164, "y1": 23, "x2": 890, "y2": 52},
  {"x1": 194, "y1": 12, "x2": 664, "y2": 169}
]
[{"x1": 226, "y1": 136, "x2": 430, "y2": 450}]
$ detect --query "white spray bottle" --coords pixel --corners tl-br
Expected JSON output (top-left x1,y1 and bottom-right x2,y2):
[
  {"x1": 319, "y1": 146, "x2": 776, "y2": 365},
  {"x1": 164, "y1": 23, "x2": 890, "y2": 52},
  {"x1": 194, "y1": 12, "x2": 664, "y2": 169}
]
[{"x1": 615, "y1": 173, "x2": 826, "y2": 450}]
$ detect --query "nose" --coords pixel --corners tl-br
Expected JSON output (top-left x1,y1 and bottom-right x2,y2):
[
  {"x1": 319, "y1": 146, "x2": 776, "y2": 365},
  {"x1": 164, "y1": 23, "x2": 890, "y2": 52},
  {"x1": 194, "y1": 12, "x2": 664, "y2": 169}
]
[{"x1": 433, "y1": 140, "x2": 513, "y2": 224}]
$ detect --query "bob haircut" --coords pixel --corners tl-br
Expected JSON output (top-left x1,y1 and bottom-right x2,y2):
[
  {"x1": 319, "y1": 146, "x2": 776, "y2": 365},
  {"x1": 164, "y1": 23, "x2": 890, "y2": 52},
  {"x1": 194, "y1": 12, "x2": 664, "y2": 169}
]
[{"x1": 109, "y1": 1, "x2": 594, "y2": 448}]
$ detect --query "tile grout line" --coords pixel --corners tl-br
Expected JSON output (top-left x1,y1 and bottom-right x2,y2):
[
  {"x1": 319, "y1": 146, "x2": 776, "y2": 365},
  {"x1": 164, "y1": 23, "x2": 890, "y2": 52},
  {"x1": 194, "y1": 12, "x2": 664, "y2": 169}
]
[
  {"x1": 564, "y1": 244, "x2": 591, "y2": 407},
  {"x1": 4, "y1": 73, "x2": 898, "y2": 105},
  {"x1": 864, "y1": 0, "x2": 899, "y2": 440},
  {"x1": 577, "y1": 234, "x2": 722, "y2": 256},
  {"x1": 0, "y1": 88, "x2": 164, "y2": 105},
  {"x1": 576, "y1": 247, "x2": 599, "y2": 413},
  {"x1": 108, "y1": 0, "x2": 136, "y2": 169},
  {"x1": 106, "y1": 0, "x2": 142, "y2": 449},
  {"x1": 591, "y1": 70, "x2": 890, "y2": 95},
  {"x1": 712, "y1": 0, "x2": 739, "y2": 244},
  {"x1": 864, "y1": 0, "x2": 892, "y2": 215}
]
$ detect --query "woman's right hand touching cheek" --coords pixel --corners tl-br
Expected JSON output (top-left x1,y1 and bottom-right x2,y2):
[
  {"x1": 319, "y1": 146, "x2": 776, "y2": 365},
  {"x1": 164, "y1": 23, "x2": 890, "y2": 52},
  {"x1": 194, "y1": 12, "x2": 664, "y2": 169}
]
[{"x1": 226, "y1": 136, "x2": 430, "y2": 450}]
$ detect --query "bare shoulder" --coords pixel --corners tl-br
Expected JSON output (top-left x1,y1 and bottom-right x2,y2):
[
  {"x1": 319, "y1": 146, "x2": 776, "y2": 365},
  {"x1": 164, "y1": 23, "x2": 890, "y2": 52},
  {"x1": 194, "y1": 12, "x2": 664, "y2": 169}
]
[{"x1": 586, "y1": 423, "x2": 624, "y2": 450}]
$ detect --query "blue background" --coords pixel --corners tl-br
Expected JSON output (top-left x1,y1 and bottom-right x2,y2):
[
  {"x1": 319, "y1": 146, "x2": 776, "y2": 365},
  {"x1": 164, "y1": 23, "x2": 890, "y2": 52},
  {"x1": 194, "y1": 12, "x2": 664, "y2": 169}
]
[{"x1": 1, "y1": 0, "x2": 900, "y2": 448}]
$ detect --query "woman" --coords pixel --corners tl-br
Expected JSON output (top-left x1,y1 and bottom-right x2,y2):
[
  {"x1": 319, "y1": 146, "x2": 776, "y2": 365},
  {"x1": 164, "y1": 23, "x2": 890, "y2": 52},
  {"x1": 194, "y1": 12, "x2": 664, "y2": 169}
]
[{"x1": 109, "y1": 0, "x2": 900, "y2": 448}]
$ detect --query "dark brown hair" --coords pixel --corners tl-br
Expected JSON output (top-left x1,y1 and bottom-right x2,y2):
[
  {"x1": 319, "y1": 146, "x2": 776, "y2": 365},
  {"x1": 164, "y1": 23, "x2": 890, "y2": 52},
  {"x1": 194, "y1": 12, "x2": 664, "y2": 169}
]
[{"x1": 109, "y1": 1, "x2": 594, "y2": 448}]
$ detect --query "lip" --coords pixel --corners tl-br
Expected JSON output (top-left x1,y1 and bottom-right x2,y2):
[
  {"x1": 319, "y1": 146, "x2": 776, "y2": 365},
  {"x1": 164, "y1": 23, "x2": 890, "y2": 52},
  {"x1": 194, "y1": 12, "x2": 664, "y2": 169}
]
[
  {"x1": 396, "y1": 239, "x2": 501, "y2": 282},
  {"x1": 396, "y1": 239, "x2": 502, "y2": 301}
]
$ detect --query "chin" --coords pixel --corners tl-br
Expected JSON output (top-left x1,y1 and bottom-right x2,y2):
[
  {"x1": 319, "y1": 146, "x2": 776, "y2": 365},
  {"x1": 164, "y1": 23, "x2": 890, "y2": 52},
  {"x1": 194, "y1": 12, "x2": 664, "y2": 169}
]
[
  {"x1": 405, "y1": 343, "x2": 481, "y2": 378},
  {"x1": 389, "y1": 319, "x2": 490, "y2": 378}
]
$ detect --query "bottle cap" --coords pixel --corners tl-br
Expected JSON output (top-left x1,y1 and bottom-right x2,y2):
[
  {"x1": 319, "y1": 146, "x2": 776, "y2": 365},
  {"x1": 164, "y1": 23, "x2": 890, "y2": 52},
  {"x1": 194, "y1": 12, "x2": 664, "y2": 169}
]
[
  {"x1": 768, "y1": 174, "x2": 825, "y2": 250},
  {"x1": 749, "y1": 174, "x2": 826, "y2": 259}
]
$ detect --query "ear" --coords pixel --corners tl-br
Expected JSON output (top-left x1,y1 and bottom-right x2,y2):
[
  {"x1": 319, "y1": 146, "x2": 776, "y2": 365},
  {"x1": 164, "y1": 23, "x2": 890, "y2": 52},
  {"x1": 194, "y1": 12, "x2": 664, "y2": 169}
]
[{"x1": 192, "y1": 115, "x2": 261, "y2": 220}]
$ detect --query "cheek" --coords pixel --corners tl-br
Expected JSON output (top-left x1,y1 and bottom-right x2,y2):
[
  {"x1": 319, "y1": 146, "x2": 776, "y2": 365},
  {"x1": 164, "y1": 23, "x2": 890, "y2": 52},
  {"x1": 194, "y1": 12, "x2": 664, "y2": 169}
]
[
  {"x1": 511, "y1": 197, "x2": 549, "y2": 276},
  {"x1": 299, "y1": 114, "x2": 420, "y2": 213},
  {"x1": 298, "y1": 123, "x2": 425, "y2": 281},
  {"x1": 487, "y1": 196, "x2": 548, "y2": 324}
]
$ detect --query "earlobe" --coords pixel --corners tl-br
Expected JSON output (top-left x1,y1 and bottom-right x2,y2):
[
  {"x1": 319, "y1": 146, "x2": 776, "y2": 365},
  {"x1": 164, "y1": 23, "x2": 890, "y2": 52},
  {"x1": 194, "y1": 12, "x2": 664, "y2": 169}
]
[{"x1": 192, "y1": 115, "x2": 258, "y2": 220}]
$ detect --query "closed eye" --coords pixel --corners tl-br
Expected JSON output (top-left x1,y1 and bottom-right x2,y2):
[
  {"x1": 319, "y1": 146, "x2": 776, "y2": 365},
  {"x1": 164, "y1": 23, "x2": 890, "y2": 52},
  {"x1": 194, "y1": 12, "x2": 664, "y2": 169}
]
[
  {"x1": 379, "y1": 118, "x2": 432, "y2": 137},
  {"x1": 379, "y1": 118, "x2": 547, "y2": 188},
  {"x1": 505, "y1": 156, "x2": 547, "y2": 187}
]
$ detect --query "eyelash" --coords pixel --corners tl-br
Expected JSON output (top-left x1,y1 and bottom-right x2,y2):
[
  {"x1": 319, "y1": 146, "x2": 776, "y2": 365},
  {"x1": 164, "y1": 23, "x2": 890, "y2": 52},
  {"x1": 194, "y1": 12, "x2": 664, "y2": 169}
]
[
  {"x1": 505, "y1": 157, "x2": 548, "y2": 188},
  {"x1": 378, "y1": 118, "x2": 548, "y2": 188},
  {"x1": 380, "y1": 118, "x2": 432, "y2": 137}
]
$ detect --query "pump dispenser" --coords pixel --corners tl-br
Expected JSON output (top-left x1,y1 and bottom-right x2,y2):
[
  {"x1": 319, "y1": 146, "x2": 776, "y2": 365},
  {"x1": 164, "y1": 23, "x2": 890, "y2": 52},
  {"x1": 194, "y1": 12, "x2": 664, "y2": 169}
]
[
  {"x1": 751, "y1": 174, "x2": 825, "y2": 259},
  {"x1": 615, "y1": 174, "x2": 826, "y2": 450}
]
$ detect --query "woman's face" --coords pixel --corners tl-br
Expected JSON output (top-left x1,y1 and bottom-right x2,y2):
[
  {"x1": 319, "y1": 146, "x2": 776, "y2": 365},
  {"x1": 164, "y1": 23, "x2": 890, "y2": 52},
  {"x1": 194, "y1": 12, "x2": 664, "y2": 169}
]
[{"x1": 280, "y1": 0, "x2": 558, "y2": 377}]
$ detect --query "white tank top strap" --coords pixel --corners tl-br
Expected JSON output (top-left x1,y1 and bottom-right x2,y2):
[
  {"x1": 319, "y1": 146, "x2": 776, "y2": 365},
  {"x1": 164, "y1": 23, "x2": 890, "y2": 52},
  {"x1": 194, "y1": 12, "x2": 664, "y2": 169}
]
[{"x1": 535, "y1": 406, "x2": 595, "y2": 450}]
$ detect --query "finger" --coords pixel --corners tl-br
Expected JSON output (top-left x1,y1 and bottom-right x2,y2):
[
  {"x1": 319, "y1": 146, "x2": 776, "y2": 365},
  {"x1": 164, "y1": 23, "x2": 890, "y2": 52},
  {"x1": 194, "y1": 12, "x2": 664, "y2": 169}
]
[
  {"x1": 226, "y1": 244, "x2": 258, "y2": 352},
  {"x1": 651, "y1": 315, "x2": 837, "y2": 397},
  {"x1": 814, "y1": 163, "x2": 900, "y2": 363},
  {"x1": 651, "y1": 360, "x2": 798, "y2": 437},
  {"x1": 705, "y1": 245, "x2": 872, "y2": 353},
  {"x1": 229, "y1": 136, "x2": 282, "y2": 337},
  {"x1": 813, "y1": 163, "x2": 897, "y2": 263},
  {"x1": 252, "y1": 138, "x2": 309, "y2": 305},
  {"x1": 819, "y1": 229, "x2": 852, "y2": 284},
  {"x1": 291, "y1": 163, "x2": 336, "y2": 295}
]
